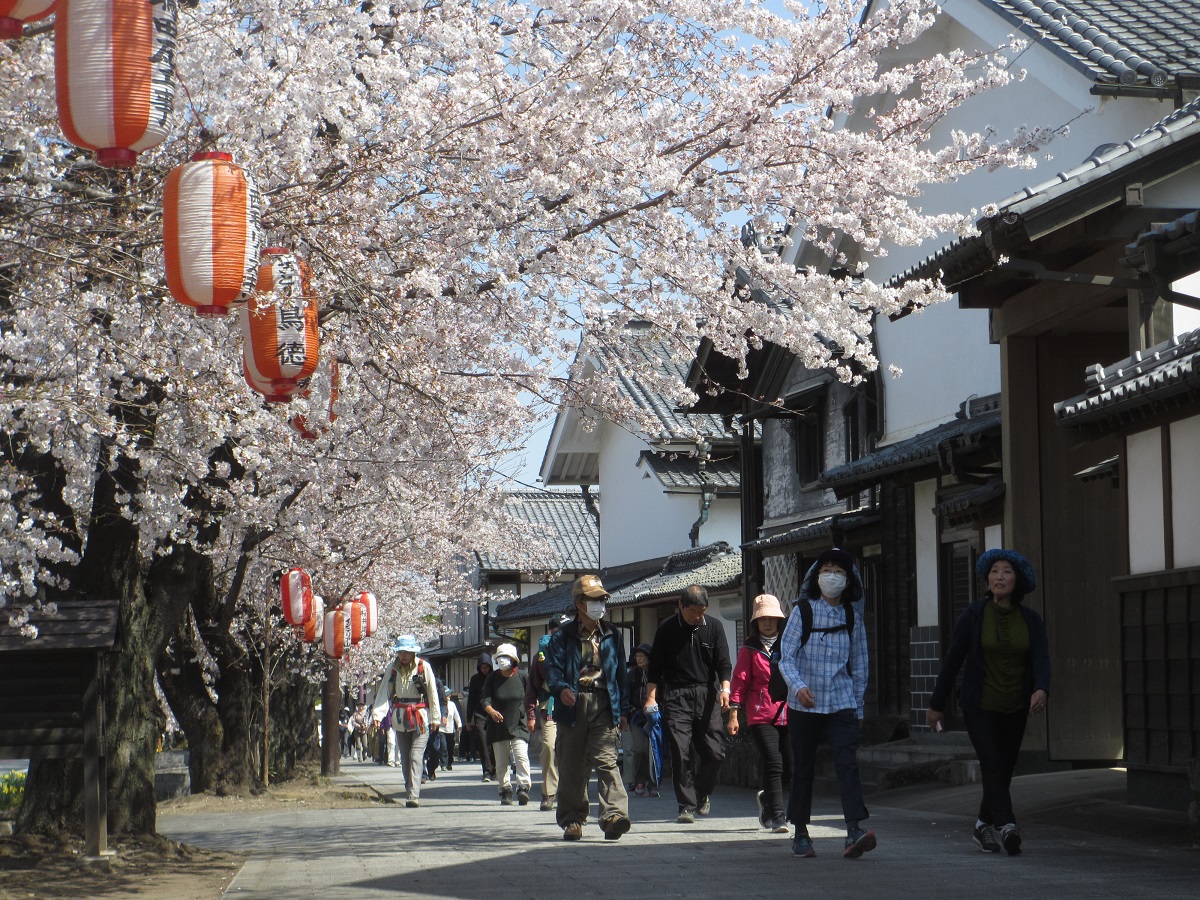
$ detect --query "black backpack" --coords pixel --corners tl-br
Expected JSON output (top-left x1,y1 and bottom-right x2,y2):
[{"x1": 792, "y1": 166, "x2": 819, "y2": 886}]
[
  {"x1": 766, "y1": 648, "x2": 788, "y2": 702},
  {"x1": 795, "y1": 598, "x2": 856, "y2": 672}
]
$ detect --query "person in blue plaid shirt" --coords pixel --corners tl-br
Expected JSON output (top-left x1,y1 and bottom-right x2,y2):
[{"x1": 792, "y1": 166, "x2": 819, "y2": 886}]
[{"x1": 779, "y1": 547, "x2": 875, "y2": 860}]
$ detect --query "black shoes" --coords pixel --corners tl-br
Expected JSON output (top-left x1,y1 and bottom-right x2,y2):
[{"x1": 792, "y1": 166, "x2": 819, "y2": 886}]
[
  {"x1": 999, "y1": 823, "x2": 1022, "y2": 856},
  {"x1": 843, "y1": 826, "x2": 877, "y2": 859},
  {"x1": 973, "y1": 824, "x2": 1002, "y2": 853}
]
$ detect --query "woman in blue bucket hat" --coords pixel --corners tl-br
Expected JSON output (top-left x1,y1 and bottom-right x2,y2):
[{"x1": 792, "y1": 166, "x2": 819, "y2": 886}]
[
  {"x1": 927, "y1": 549, "x2": 1051, "y2": 857},
  {"x1": 371, "y1": 634, "x2": 442, "y2": 807}
]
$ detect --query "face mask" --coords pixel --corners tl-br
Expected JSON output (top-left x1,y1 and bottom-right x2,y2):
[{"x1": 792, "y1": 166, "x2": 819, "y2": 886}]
[
  {"x1": 497, "y1": 658, "x2": 514, "y2": 672},
  {"x1": 586, "y1": 600, "x2": 607, "y2": 620},
  {"x1": 818, "y1": 571, "x2": 848, "y2": 598}
]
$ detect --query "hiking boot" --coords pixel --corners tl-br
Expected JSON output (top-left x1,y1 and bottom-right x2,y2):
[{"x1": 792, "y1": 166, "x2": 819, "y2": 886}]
[
  {"x1": 500, "y1": 789, "x2": 514, "y2": 806},
  {"x1": 540, "y1": 795, "x2": 555, "y2": 811},
  {"x1": 755, "y1": 790, "x2": 767, "y2": 828},
  {"x1": 405, "y1": 798, "x2": 419, "y2": 809},
  {"x1": 562, "y1": 821, "x2": 583, "y2": 841},
  {"x1": 517, "y1": 788, "x2": 530, "y2": 806},
  {"x1": 769, "y1": 816, "x2": 790, "y2": 834},
  {"x1": 973, "y1": 824, "x2": 1002, "y2": 853},
  {"x1": 676, "y1": 806, "x2": 696, "y2": 824},
  {"x1": 792, "y1": 834, "x2": 815, "y2": 858},
  {"x1": 697, "y1": 795, "x2": 711, "y2": 816},
  {"x1": 1000, "y1": 823, "x2": 1022, "y2": 856},
  {"x1": 843, "y1": 826, "x2": 877, "y2": 859},
  {"x1": 602, "y1": 815, "x2": 632, "y2": 841}
]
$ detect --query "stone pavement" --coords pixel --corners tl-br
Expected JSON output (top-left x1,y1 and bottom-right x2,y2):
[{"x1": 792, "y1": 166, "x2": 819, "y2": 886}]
[{"x1": 159, "y1": 757, "x2": 1199, "y2": 900}]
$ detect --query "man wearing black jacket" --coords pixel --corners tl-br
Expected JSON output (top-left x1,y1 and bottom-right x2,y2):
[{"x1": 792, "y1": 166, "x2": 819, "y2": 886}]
[{"x1": 645, "y1": 584, "x2": 732, "y2": 824}]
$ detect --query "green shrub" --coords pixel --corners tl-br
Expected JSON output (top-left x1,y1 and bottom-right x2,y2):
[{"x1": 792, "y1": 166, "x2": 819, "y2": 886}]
[{"x1": 0, "y1": 771, "x2": 26, "y2": 811}]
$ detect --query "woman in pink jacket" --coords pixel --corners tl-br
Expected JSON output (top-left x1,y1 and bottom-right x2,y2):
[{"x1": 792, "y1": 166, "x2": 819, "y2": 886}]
[{"x1": 728, "y1": 593, "x2": 790, "y2": 833}]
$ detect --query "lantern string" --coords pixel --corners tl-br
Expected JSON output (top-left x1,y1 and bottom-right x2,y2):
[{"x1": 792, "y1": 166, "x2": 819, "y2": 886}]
[{"x1": 173, "y1": 67, "x2": 213, "y2": 150}]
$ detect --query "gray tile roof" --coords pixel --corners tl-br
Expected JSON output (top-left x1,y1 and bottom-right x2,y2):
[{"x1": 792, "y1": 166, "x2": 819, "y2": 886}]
[
  {"x1": 744, "y1": 510, "x2": 881, "y2": 552},
  {"x1": 591, "y1": 322, "x2": 728, "y2": 444},
  {"x1": 820, "y1": 395, "x2": 1002, "y2": 493},
  {"x1": 930, "y1": 480, "x2": 1007, "y2": 528},
  {"x1": 1074, "y1": 455, "x2": 1120, "y2": 482},
  {"x1": 1128, "y1": 208, "x2": 1200, "y2": 250},
  {"x1": 889, "y1": 0, "x2": 1200, "y2": 294},
  {"x1": 608, "y1": 542, "x2": 742, "y2": 607},
  {"x1": 891, "y1": 96, "x2": 1200, "y2": 289},
  {"x1": 982, "y1": 0, "x2": 1200, "y2": 87},
  {"x1": 494, "y1": 543, "x2": 743, "y2": 623},
  {"x1": 475, "y1": 490, "x2": 599, "y2": 572},
  {"x1": 493, "y1": 557, "x2": 669, "y2": 625},
  {"x1": 638, "y1": 451, "x2": 742, "y2": 492},
  {"x1": 1054, "y1": 327, "x2": 1200, "y2": 429}
]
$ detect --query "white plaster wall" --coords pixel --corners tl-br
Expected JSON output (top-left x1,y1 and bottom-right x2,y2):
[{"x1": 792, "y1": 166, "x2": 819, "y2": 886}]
[
  {"x1": 708, "y1": 596, "x2": 742, "y2": 662},
  {"x1": 984, "y1": 524, "x2": 1003, "y2": 552},
  {"x1": 839, "y1": 8, "x2": 1176, "y2": 446},
  {"x1": 914, "y1": 479, "x2": 940, "y2": 626},
  {"x1": 1171, "y1": 416, "x2": 1200, "y2": 568},
  {"x1": 874, "y1": 305, "x2": 1000, "y2": 444},
  {"x1": 1126, "y1": 428, "x2": 1166, "y2": 574},
  {"x1": 596, "y1": 426, "x2": 742, "y2": 568}
]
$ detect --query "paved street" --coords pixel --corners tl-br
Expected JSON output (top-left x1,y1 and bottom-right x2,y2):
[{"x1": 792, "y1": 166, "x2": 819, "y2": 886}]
[{"x1": 159, "y1": 756, "x2": 1199, "y2": 899}]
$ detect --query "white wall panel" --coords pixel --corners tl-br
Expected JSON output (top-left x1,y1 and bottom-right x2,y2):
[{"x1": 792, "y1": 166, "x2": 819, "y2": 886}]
[
  {"x1": 1127, "y1": 428, "x2": 1165, "y2": 574},
  {"x1": 1171, "y1": 416, "x2": 1200, "y2": 567}
]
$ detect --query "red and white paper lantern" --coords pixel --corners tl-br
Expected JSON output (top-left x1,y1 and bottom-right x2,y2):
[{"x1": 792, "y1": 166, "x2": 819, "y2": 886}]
[
  {"x1": 242, "y1": 248, "x2": 320, "y2": 397},
  {"x1": 302, "y1": 595, "x2": 325, "y2": 644},
  {"x1": 344, "y1": 600, "x2": 368, "y2": 646},
  {"x1": 54, "y1": 0, "x2": 176, "y2": 167},
  {"x1": 323, "y1": 607, "x2": 349, "y2": 659},
  {"x1": 280, "y1": 566, "x2": 313, "y2": 628},
  {"x1": 243, "y1": 360, "x2": 304, "y2": 404},
  {"x1": 1, "y1": 0, "x2": 55, "y2": 39},
  {"x1": 356, "y1": 590, "x2": 378, "y2": 637},
  {"x1": 163, "y1": 151, "x2": 262, "y2": 317}
]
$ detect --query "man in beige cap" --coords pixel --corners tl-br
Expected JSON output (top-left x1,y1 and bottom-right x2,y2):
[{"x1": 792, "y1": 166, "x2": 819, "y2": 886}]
[{"x1": 543, "y1": 574, "x2": 632, "y2": 841}]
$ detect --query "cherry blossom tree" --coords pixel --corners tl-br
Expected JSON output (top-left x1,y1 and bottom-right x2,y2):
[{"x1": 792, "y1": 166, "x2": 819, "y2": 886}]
[{"x1": 1, "y1": 0, "x2": 1049, "y2": 835}]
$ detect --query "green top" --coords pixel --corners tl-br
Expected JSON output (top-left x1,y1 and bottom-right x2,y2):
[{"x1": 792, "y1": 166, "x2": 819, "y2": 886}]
[
  {"x1": 481, "y1": 668, "x2": 529, "y2": 742},
  {"x1": 980, "y1": 601, "x2": 1030, "y2": 714}
]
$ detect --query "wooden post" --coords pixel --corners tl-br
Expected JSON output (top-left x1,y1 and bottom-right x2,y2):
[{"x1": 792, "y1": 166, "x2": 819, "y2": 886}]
[
  {"x1": 261, "y1": 618, "x2": 270, "y2": 787},
  {"x1": 82, "y1": 653, "x2": 108, "y2": 857},
  {"x1": 321, "y1": 657, "x2": 340, "y2": 776}
]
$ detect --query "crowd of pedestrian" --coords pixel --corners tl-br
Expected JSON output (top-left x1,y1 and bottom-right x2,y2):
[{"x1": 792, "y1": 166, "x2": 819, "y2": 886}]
[{"x1": 349, "y1": 548, "x2": 1049, "y2": 857}]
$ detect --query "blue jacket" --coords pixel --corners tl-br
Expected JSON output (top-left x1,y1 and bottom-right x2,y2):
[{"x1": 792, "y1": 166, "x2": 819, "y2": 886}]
[
  {"x1": 929, "y1": 598, "x2": 1051, "y2": 716},
  {"x1": 544, "y1": 617, "x2": 630, "y2": 728}
]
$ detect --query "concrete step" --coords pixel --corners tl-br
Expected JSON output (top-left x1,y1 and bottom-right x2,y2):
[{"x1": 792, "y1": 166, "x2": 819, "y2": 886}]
[{"x1": 817, "y1": 737, "x2": 980, "y2": 793}]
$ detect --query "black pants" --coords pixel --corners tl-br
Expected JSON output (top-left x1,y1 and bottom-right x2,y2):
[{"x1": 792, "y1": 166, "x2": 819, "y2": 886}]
[
  {"x1": 425, "y1": 731, "x2": 444, "y2": 777},
  {"x1": 472, "y1": 714, "x2": 496, "y2": 777},
  {"x1": 750, "y1": 722, "x2": 791, "y2": 822},
  {"x1": 662, "y1": 684, "x2": 726, "y2": 810},
  {"x1": 787, "y1": 708, "x2": 868, "y2": 829},
  {"x1": 963, "y1": 706, "x2": 1029, "y2": 827},
  {"x1": 443, "y1": 733, "x2": 457, "y2": 769}
]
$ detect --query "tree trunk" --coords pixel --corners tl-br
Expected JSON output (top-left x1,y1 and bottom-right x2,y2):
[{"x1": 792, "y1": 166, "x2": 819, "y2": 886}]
[
  {"x1": 17, "y1": 462, "x2": 191, "y2": 836},
  {"x1": 157, "y1": 619, "x2": 227, "y2": 795}
]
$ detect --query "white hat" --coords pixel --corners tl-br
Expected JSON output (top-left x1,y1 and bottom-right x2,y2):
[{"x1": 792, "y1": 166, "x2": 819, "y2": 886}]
[{"x1": 494, "y1": 642, "x2": 519, "y2": 664}]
